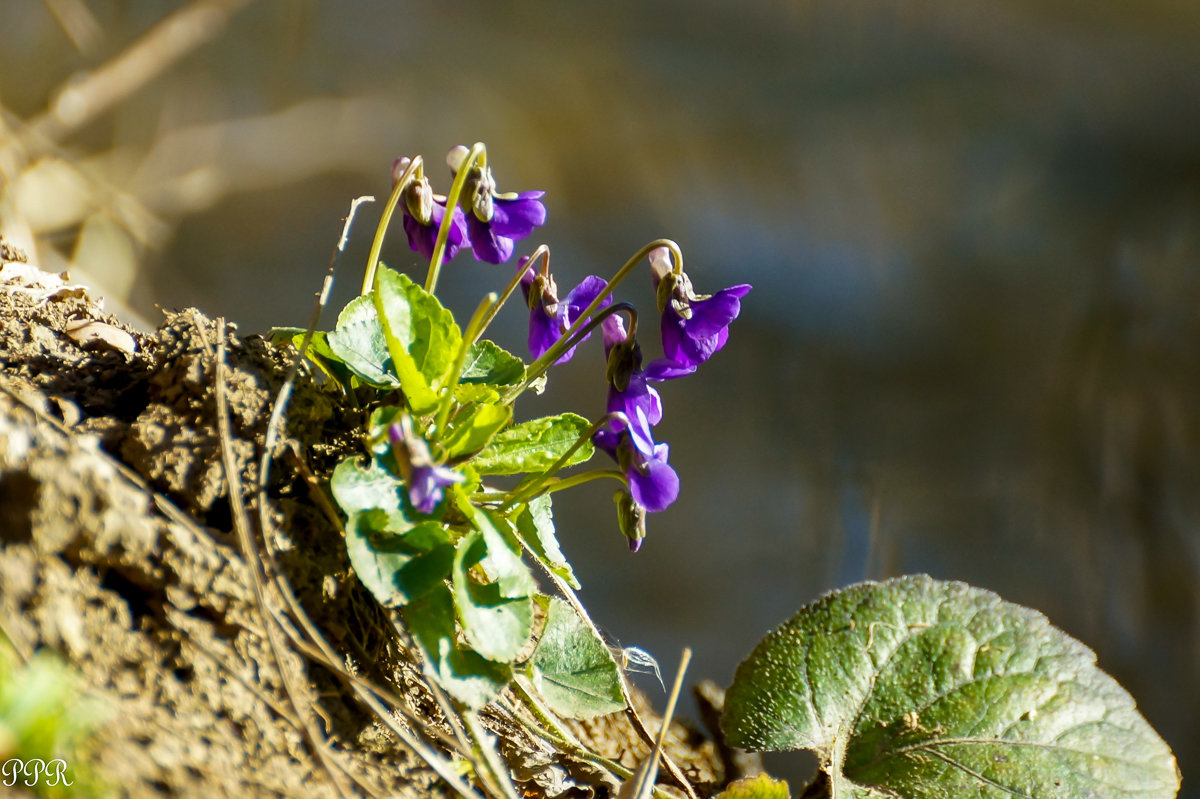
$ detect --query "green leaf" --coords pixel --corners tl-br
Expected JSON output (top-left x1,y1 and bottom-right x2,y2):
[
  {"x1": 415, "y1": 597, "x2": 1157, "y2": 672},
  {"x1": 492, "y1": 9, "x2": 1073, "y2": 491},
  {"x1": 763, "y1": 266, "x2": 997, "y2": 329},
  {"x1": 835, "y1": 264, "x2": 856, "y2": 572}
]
[
  {"x1": 455, "y1": 498, "x2": 538, "y2": 598},
  {"x1": 722, "y1": 575, "x2": 1181, "y2": 799},
  {"x1": 330, "y1": 456, "x2": 405, "y2": 517},
  {"x1": 344, "y1": 512, "x2": 454, "y2": 607},
  {"x1": 460, "y1": 339, "x2": 526, "y2": 386},
  {"x1": 454, "y1": 383, "x2": 501, "y2": 405},
  {"x1": 528, "y1": 597, "x2": 625, "y2": 719},
  {"x1": 470, "y1": 412, "x2": 595, "y2": 475},
  {"x1": 711, "y1": 775, "x2": 791, "y2": 799},
  {"x1": 301, "y1": 330, "x2": 357, "y2": 387},
  {"x1": 514, "y1": 495, "x2": 579, "y2": 589},
  {"x1": 442, "y1": 402, "x2": 513, "y2": 460},
  {"x1": 373, "y1": 266, "x2": 461, "y2": 413},
  {"x1": 403, "y1": 584, "x2": 510, "y2": 709},
  {"x1": 325, "y1": 295, "x2": 401, "y2": 388},
  {"x1": 451, "y1": 531, "x2": 534, "y2": 663},
  {"x1": 268, "y1": 327, "x2": 355, "y2": 388}
]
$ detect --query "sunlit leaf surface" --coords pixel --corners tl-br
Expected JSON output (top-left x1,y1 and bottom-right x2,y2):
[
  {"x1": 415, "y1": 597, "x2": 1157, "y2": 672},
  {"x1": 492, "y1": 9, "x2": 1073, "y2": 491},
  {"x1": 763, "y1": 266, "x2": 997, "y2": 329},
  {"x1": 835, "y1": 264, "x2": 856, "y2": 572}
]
[{"x1": 724, "y1": 575, "x2": 1180, "y2": 799}]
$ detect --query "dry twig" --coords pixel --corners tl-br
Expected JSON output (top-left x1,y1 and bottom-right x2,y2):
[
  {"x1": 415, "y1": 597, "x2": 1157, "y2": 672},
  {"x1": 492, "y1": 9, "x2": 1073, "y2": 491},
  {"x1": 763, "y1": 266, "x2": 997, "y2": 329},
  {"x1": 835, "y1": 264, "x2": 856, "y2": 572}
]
[{"x1": 212, "y1": 316, "x2": 355, "y2": 799}]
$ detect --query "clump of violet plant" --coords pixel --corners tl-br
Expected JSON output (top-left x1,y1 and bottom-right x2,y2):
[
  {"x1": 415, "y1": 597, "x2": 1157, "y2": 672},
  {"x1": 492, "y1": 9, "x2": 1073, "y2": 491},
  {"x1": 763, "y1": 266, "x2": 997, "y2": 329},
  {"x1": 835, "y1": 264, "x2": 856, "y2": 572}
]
[{"x1": 305, "y1": 141, "x2": 749, "y2": 744}]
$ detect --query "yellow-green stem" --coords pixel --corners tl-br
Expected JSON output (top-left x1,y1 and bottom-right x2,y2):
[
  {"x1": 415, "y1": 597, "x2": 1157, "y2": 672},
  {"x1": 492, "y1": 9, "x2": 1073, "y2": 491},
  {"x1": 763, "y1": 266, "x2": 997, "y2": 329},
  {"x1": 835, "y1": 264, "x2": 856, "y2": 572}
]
[
  {"x1": 362, "y1": 156, "x2": 422, "y2": 295},
  {"x1": 501, "y1": 413, "x2": 627, "y2": 510},
  {"x1": 425, "y1": 142, "x2": 486, "y2": 294},
  {"x1": 432, "y1": 292, "x2": 497, "y2": 443},
  {"x1": 475, "y1": 244, "x2": 548, "y2": 338}
]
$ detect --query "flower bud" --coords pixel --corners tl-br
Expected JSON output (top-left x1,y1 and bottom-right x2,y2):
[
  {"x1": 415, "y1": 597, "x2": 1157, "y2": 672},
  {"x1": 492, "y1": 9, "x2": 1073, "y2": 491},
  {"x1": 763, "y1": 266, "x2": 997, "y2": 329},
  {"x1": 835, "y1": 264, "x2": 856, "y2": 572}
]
[
  {"x1": 649, "y1": 246, "x2": 673, "y2": 284},
  {"x1": 613, "y1": 490, "x2": 646, "y2": 552},
  {"x1": 387, "y1": 416, "x2": 464, "y2": 514},
  {"x1": 391, "y1": 156, "x2": 413, "y2": 186},
  {"x1": 403, "y1": 176, "x2": 434, "y2": 226},
  {"x1": 525, "y1": 271, "x2": 558, "y2": 314},
  {"x1": 649, "y1": 247, "x2": 677, "y2": 313},
  {"x1": 605, "y1": 335, "x2": 641, "y2": 393},
  {"x1": 469, "y1": 166, "x2": 497, "y2": 223},
  {"x1": 446, "y1": 145, "x2": 470, "y2": 174}
]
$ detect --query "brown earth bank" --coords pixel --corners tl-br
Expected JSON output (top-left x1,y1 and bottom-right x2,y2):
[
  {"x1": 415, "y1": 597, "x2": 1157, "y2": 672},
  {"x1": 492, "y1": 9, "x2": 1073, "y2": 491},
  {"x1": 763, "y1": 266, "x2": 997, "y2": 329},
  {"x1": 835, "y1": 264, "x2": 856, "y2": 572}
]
[{"x1": 0, "y1": 261, "x2": 730, "y2": 798}]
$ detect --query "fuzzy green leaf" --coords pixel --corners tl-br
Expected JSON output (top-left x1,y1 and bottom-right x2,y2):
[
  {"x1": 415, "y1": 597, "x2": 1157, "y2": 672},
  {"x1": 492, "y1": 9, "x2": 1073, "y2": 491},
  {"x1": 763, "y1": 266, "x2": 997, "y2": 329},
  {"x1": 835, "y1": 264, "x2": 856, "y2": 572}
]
[
  {"x1": 372, "y1": 266, "x2": 460, "y2": 414},
  {"x1": 514, "y1": 496, "x2": 579, "y2": 589},
  {"x1": 460, "y1": 339, "x2": 526, "y2": 386},
  {"x1": 344, "y1": 512, "x2": 454, "y2": 608},
  {"x1": 325, "y1": 295, "x2": 401, "y2": 388},
  {"x1": 452, "y1": 531, "x2": 534, "y2": 663},
  {"x1": 470, "y1": 412, "x2": 594, "y2": 476},
  {"x1": 528, "y1": 597, "x2": 625, "y2": 719},
  {"x1": 723, "y1": 575, "x2": 1180, "y2": 799},
  {"x1": 403, "y1": 584, "x2": 510, "y2": 709},
  {"x1": 442, "y1": 402, "x2": 513, "y2": 460}
]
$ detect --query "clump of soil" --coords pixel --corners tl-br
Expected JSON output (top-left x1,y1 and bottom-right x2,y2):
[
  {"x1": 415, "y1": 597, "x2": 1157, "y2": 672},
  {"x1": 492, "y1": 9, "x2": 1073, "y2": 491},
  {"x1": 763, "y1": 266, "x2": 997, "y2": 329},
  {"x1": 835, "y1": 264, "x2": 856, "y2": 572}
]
[{"x1": 0, "y1": 264, "x2": 728, "y2": 798}]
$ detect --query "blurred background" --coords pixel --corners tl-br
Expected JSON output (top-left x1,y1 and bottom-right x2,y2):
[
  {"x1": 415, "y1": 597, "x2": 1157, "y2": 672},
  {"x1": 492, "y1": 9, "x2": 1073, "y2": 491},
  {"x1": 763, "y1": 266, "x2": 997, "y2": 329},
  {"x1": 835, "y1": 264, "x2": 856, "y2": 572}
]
[{"x1": 2, "y1": 0, "x2": 1198, "y2": 789}]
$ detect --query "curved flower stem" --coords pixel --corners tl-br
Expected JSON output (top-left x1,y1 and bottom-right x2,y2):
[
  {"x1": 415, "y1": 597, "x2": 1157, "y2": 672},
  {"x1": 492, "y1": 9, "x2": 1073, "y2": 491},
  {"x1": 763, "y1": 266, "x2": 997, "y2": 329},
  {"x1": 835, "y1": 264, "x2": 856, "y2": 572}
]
[
  {"x1": 426, "y1": 142, "x2": 486, "y2": 294},
  {"x1": 501, "y1": 239, "x2": 681, "y2": 402},
  {"x1": 431, "y1": 292, "x2": 498, "y2": 445},
  {"x1": 500, "y1": 301, "x2": 637, "y2": 405},
  {"x1": 531, "y1": 469, "x2": 626, "y2": 497},
  {"x1": 500, "y1": 413, "x2": 628, "y2": 511},
  {"x1": 362, "y1": 156, "x2": 422, "y2": 296},
  {"x1": 527, "y1": 244, "x2": 551, "y2": 277},
  {"x1": 475, "y1": 244, "x2": 549, "y2": 340}
]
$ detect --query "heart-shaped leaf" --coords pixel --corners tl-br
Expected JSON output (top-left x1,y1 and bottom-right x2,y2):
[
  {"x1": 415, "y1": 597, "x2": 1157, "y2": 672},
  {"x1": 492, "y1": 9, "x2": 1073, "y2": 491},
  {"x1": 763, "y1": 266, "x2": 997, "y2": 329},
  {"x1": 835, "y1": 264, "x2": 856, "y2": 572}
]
[
  {"x1": 373, "y1": 266, "x2": 460, "y2": 413},
  {"x1": 723, "y1": 575, "x2": 1180, "y2": 799},
  {"x1": 403, "y1": 583, "x2": 510, "y2": 709},
  {"x1": 528, "y1": 597, "x2": 625, "y2": 719},
  {"x1": 325, "y1": 295, "x2": 400, "y2": 388},
  {"x1": 373, "y1": 266, "x2": 461, "y2": 381},
  {"x1": 470, "y1": 413, "x2": 594, "y2": 475},
  {"x1": 460, "y1": 339, "x2": 525, "y2": 386},
  {"x1": 344, "y1": 511, "x2": 454, "y2": 607},
  {"x1": 330, "y1": 456, "x2": 405, "y2": 517}
]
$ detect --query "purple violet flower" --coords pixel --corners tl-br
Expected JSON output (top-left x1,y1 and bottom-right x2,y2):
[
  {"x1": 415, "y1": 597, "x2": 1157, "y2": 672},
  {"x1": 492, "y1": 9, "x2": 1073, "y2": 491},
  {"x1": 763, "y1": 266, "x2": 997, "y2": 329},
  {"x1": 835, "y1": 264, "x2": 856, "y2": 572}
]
[
  {"x1": 650, "y1": 247, "x2": 752, "y2": 369},
  {"x1": 406, "y1": 462, "x2": 466, "y2": 514},
  {"x1": 594, "y1": 316, "x2": 680, "y2": 517},
  {"x1": 593, "y1": 407, "x2": 679, "y2": 514},
  {"x1": 448, "y1": 145, "x2": 546, "y2": 265},
  {"x1": 401, "y1": 194, "x2": 469, "y2": 263},
  {"x1": 388, "y1": 421, "x2": 465, "y2": 514},
  {"x1": 466, "y1": 191, "x2": 547, "y2": 264},
  {"x1": 601, "y1": 315, "x2": 663, "y2": 427},
  {"x1": 393, "y1": 156, "x2": 470, "y2": 263},
  {"x1": 520, "y1": 260, "x2": 611, "y2": 363}
]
